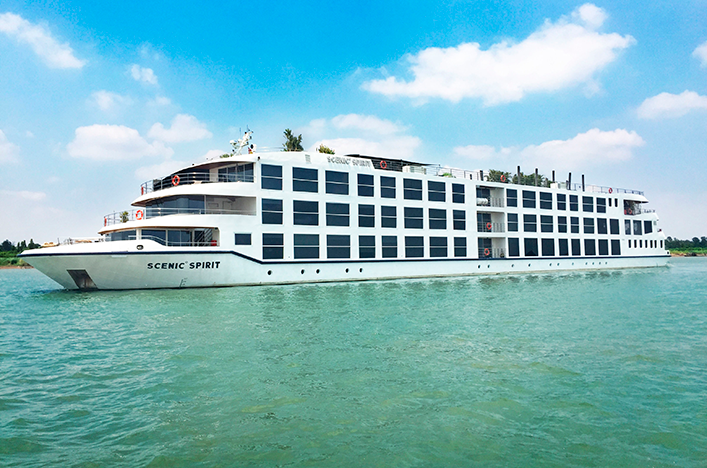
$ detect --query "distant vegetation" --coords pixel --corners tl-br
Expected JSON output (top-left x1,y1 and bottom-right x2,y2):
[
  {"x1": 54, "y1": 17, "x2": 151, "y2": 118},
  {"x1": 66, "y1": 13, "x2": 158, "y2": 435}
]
[
  {"x1": 488, "y1": 169, "x2": 552, "y2": 187},
  {"x1": 0, "y1": 239, "x2": 41, "y2": 266},
  {"x1": 316, "y1": 144, "x2": 335, "y2": 154},
  {"x1": 665, "y1": 237, "x2": 707, "y2": 255}
]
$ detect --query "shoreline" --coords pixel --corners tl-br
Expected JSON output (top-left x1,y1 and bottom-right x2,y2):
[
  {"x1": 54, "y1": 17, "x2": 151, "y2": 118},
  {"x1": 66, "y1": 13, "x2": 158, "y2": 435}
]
[{"x1": 0, "y1": 265, "x2": 33, "y2": 269}]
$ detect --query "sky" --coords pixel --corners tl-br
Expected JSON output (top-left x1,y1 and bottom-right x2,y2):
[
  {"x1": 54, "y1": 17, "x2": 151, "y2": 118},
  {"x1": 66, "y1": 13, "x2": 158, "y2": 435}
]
[{"x1": 1, "y1": 0, "x2": 706, "y2": 242}]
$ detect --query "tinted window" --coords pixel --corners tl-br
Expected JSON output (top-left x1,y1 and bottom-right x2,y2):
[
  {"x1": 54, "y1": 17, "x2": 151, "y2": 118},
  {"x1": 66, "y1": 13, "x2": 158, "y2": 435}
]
[
  {"x1": 430, "y1": 237, "x2": 447, "y2": 257},
  {"x1": 508, "y1": 213, "x2": 518, "y2": 232},
  {"x1": 404, "y1": 179, "x2": 423, "y2": 200},
  {"x1": 571, "y1": 239, "x2": 581, "y2": 256},
  {"x1": 454, "y1": 237, "x2": 467, "y2": 257},
  {"x1": 610, "y1": 219, "x2": 619, "y2": 235},
  {"x1": 540, "y1": 192, "x2": 552, "y2": 209},
  {"x1": 381, "y1": 205, "x2": 397, "y2": 228},
  {"x1": 382, "y1": 236, "x2": 397, "y2": 258},
  {"x1": 326, "y1": 202, "x2": 349, "y2": 226},
  {"x1": 558, "y1": 216, "x2": 567, "y2": 233},
  {"x1": 358, "y1": 204, "x2": 375, "y2": 227},
  {"x1": 358, "y1": 174, "x2": 374, "y2": 197},
  {"x1": 262, "y1": 198, "x2": 283, "y2": 225},
  {"x1": 380, "y1": 176, "x2": 396, "y2": 198},
  {"x1": 597, "y1": 218, "x2": 607, "y2": 235},
  {"x1": 584, "y1": 239, "x2": 596, "y2": 256},
  {"x1": 429, "y1": 209, "x2": 447, "y2": 229},
  {"x1": 540, "y1": 215, "x2": 553, "y2": 232},
  {"x1": 508, "y1": 238, "x2": 520, "y2": 257},
  {"x1": 327, "y1": 235, "x2": 350, "y2": 259},
  {"x1": 325, "y1": 170, "x2": 349, "y2": 195},
  {"x1": 234, "y1": 233, "x2": 251, "y2": 245},
  {"x1": 453, "y1": 210, "x2": 466, "y2": 230},
  {"x1": 292, "y1": 167, "x2": 318, "y2": 193},
  {"x1": 542, "y1": 238, "x2": 555, "y2": 256},
  {"x1": 524, "y1": 238, "x2": 538, "y2": 256},
  {"x1": 570, "y1": 195, "x2": 578, "y2": 211},
  {"x1": 293, "y1": 200, "x2": 318, "y2": 226},
  {"x1": 633, "y1": 220, "x2": 642, "y2": 235},
  {"x1": 558, "y1": 239, "x2": 569, "y2": 256},
  {"x1": 262, "y1": 233, "x2": 283, "y2": 259},
  {"x1": 644, "y1": 220, "x2": 653, "y2": 234},
  {"x1": 597, "y1": 198, "x2": 606, "y2": 213},
  {"x1": 507, "y1": 189, "x2": 518, "y2": 207},
  {"x1": 452, "y1": 184, "x2": 465, "y2": 204},
  {"x1": 598, "y1": 239, "x2": 609, "y2": 255},
  {"x1": 524, "y1": 214, "x2": 537, "y2": 232},
  {"x1": 405, "y1": 236, "x2": 424, "y2": 258},
  {"x1": 404, "y1": 207, "x2": 424, "y2": 229},
  {"x1": 261, "y1": 164, "x2": 282, "y2": 190},
  {"x1": 611, "y1": 239, "x2": 621, "y2": 256},
  {"x1": 583, "y1": 196, "x2": 593, "y2": 212},
  {"x1": 584, "y1": 218, "x2": 594, "y2": 234},
  {"x1": 428, "y1": 181, "x2": 446, "y2": 202},
  {"x1": 571, "y1": 217, "x2": 580, "y2": 233},
  {"x1": 522, "y1": 190, "x2": 536, "y2": 208},
  {"x1": 557, "y1": 193, "x2": 566, "y2": 210},
  {"x1": 359, "y1": 235, "x2": 375, "y2": 259},
  {"x1": 294, "y1": 234, "x2": 319, "y2": 259}
]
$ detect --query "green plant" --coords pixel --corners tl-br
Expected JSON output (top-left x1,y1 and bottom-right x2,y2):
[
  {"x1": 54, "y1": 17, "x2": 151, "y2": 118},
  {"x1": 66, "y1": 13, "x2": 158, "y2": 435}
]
[
  {"x1": 120, "y1": 211, "x2": 129, "y2": 223},
  {"x1": 316, "y1": 144, "x2": 335, "y2": 154},
  {"x1": 282, "y1": 129, "x2": 304, "y2": 152}
]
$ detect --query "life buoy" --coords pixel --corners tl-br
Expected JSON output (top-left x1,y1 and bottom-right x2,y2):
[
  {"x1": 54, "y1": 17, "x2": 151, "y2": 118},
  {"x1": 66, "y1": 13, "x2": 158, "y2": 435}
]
[
  {"x1": 104, "y1": 217, "x2": 107, "y2": 226},
  {"x1": 141, "y1": 186, "x2": 145, "y2": 195},
  {"x1": 608, "y1": 187, "x2": 613, "y2": 194},
  {"x1": 486, "y1": 222, "x2": 492, "y2": 231},
  {"x1": 484, "y1": 248, "x2": 490, "y2": 257},
  {"x1": 172, "y1": 175, "x2": 180, "y2": 186},
  {"x1": 379, "y1": 160, "x2": 388, "y2": 169},
  {"x1": 627, "y1": 209, "x2": 632, "y2": 215},
  {"x1": 135, "y1": 210, "x2": 143, "y2": 220},
  {"x1": 500, "y1": 174, "x2": 506, "y2": 182}
]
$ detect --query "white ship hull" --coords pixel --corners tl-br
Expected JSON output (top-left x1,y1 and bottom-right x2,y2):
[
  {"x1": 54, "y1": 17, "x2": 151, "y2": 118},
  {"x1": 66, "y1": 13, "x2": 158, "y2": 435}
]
[{"x1": 23, "y1": 241, "x2": 669, "y2": 290}]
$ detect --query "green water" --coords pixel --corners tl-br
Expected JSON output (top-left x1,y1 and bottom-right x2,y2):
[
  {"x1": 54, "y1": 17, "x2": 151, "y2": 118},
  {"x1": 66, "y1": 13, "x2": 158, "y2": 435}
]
[{"x1": 1, "y1": 258, "x2": 706, "y2": 467}]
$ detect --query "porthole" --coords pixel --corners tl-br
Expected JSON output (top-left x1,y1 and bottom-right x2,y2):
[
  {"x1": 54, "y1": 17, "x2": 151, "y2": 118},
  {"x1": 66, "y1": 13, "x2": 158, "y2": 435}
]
[
  {"x1": 487, "y1": 265, "x2": 490, "y2": 268},
  {"x1": 345, "y1": 268, "x2": 349, "y2": 273},
  {"x1": 301, "y1": 269, "x2": 305, "y2": 274},
  {"x1": 267, "y1": 270, "x2": 272, "y2": 275},
  {"x1": 528, "y1": 263, "x2": 531, "y2": 267},
  {"x1": 316, "y1": 269, "x2": 320, "y2": 274},
  {"x1": 478, "y1": 265, "x2": 481, "y2": 269},
  {"x1": 359, "y1": 268, "x2": 363, "y2": 273},
  {"x1": 136, "y1": 244, "x2": 144, "y2": 250},
  {"x1": 511, "y1": 264, "x2": 514, "y2": 267}
]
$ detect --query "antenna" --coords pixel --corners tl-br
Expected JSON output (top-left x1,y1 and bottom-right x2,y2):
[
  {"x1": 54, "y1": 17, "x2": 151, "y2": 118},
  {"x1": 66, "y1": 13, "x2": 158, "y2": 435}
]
[{"x1": 230, "y1": 128, "x2": 254, "y2": 155}]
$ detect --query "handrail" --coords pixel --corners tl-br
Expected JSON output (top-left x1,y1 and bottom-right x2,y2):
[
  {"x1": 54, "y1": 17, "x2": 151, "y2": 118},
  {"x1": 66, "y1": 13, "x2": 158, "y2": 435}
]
[
  {"x1": 103, "y1": 207, "x2": 256, "y2": 227},
  {"x1": 140, "y1": 171, "x2": 254, "y2": 195}
]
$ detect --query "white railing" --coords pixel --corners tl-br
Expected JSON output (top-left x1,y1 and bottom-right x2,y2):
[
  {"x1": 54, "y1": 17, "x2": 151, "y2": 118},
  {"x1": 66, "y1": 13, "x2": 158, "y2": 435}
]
[{"x1": 103, "y1": 207, "x2": 255, "y2": 227}]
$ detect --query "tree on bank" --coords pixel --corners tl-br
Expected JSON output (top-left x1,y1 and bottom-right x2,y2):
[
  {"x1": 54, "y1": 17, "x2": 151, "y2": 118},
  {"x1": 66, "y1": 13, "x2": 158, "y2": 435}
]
[
  {"x1": 0, "y1": 239, "x2": 41, "y2": 255},
  {"x1": 282, "y1": 129, "x2": 304, "y2": 152}
]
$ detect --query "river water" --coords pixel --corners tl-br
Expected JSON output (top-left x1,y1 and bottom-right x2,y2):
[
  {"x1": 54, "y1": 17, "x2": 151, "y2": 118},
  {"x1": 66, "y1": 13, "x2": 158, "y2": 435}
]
[{"x1": 1, "y1": 258, "x2": 706, "y2": 467}]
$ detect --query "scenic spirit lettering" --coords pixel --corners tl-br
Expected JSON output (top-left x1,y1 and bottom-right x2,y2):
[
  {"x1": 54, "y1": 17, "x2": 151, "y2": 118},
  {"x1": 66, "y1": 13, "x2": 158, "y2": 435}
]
[{"x1": 147, "y1": 261, "x2": 220, "y2": 270}]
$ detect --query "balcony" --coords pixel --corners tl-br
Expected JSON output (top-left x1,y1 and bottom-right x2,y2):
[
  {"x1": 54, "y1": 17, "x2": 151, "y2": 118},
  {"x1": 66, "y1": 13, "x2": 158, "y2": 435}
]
[
  {"x1": 476, "y1": 197, "x2": 505, "y2": 208},
  {"x1": 140, "y1": 170, "x2": 254, "y2": 195},
  {"x1": 477, "y1": 222, "x2": 506, "y2": 233},
  {"x1": 103, "y1": 206, "x2": 256, "y2": 227},
  {"x1": 478, "y1": 248, "x2": 506, "y2": 259}
]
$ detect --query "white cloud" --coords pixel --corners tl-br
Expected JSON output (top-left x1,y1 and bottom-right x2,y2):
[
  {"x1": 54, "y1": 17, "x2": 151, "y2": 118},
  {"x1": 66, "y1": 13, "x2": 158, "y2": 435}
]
[
  {"x1": 637, "y1": 90, "x2": 707, "y2": 119},
  {"x1": 454, "y1": 128, "x2": 644, "y2": 171},
  {"x1": 0, "y1": 12, "x2": 85, "y2": 69},
  {"x1": 89, "y1": 90, "x2": 132, "y2": 111},
  {"x1": 0, "y1": 129, "x2": 20, "y2": 163},
  {"x1": 0, "y1": 189, "x2": 46, "y2": 201},
  {"x1": 310, "y1": 136, "x2": 422, "y2": 160},
  {"x1": 148, "y1": 95, "x2": 171, "y2": 106},
  {"x1": 147, "y1": 114, "x2": 212, "y2": 143},
  {"x1": 331, "y1": 114, "x2": 406, "y2": 135},
  {"x1": 134, "y1": 160, "x2": 187, "y2": 181},
  {"x1": 130, "y1": 64, "x2": 158, "y2": 85},
  {"x1": 363, "y1": 3, "x2": 634, "y2": 105},
  {"x1": 694, "y1": 40, "x2": 707, "y2": 67},
  {"x1": 67, "y1": 124, "x2": 173, "y2": 161},
  {"x1": 202, "y1": 149, "x2": 228, "y2": 160}
]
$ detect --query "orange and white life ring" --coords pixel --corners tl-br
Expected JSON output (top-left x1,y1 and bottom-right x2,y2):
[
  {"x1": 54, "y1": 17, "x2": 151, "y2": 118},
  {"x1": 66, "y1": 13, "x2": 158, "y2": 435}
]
[
  {"x1": 486, "y1": 222, "x2": 492, "y2": 231},
  {"x1": 379, "y1": 160, "x2": 388, "y2": 169},
  {"x1": 135, "y1": 210, "x2": 144, "y2": 220},
  {"x1": 172, "y1": 175, "x2": 180, "y2": 186},
  {"x1": 500, "y1": 174, "x2": 506, "y2": 182},
  {"x1": 608, "y1": 187, "x2": 613, "y2": 194},
  {"x1": 484, "y1": 248, "x2": 490, "y2": 256}
]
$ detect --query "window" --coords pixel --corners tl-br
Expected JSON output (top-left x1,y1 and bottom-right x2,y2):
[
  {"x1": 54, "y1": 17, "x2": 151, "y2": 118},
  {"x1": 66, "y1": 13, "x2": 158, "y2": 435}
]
[
  {"x1": 454, "y1": 237, "x2": 467, "y2": 257},
  {"x1": 404, "y1": 179, "x2": 423, "y2": 200},
  {"x1": 559, "y1": 239, "x2": 569, "y2": 256},
  {"x1": 405, "y1": 236, "x2": 424, "y2": 258},
  {"x1": 292, "y1": 167, "x2": 318, "y2": 193},
  {"x1": 557, "y1": 193, "x2": 566, "y2": 210},
  {"x1": 523, "y1": 214, "x2": 537, "y2": 232},
  {"x1": 293, "y1": 200, "x2": 318, "y2": 226},
  {"x1": 326, "y1": 170, "x2": 349, "y2": 195},
  {"x1": 571, "y1": 217, "x2": 580, "y2": 234},
  {"x1": 610, "y1": 219, "x2": 619, "y2": 235},
  {"x1": 508, "y1": 213, "x2": 518, "y2": 232},
  {"x1": 584, "y1": 239, "x2": 596, "y2": 256},
  {"x1": 611, "y1": 239, "x2": 621, "y2": 255},
  {"x1": 428, "y1": 181, "x2": 446, "y2": 202},
  {"x1": 262, "y1": 233, "x2": 283, "y2": 259},
  {"x1": 524, "y1": 238, "x2": 538, "y2": 256},
  {"x1": 625, "y1": 219, "x2": 631, "y2": 235},
  {"x1": 522, "y1": 190, "x2": 536, "y2": 208},
  {"x1": 327, "y1": 235, "x2": 350, "y2": 259},
  {"x1": 404, "y1": 207, "x2": 424, "y2": 229},
  {"x1": 382, "y1": 236, "x2": 397, "y2": 258},
  {"x1": 452, "y1": 184, "x2": 465, "y2": 203},
  {"x1": 430, "y1": 237, "x2": 448, "y2": 257},
  {"x1": 633, "y1": 220, "x2": 643, "y2": 235},
  {"x1": 453, "y1": 210, "x2": 466, "y2": 230},
  {"x1": 570, "y1": 195, "x2": 579, "y2": 211},
  {"x1": 644, "y1": 220, "x2": 653, "y2": 234},
  {"x1": 584, "y1": 218, "x2": 595, "y2": 234},
  {"x1": 508, "y1": 238, "x2": 520, "y2": 257},
  {"x1": 540, "y1": 215, "x2": 553, "y2": 233},
  {"x1": 583, "y1": 196, "x2": 594, "y2": 212},
  {"x1": 294, "y1": 234, "x2": 319, "y2": 259},
  {"x1": 358, "y1": 204, "x2": 375, "y2": 227},
  {"x1": 507, "y1": 189, "x2": 518, "y2": 207},
  {"x1": 542, "y1": 238, "x2": 555, "y2": 256},
  {"x1": 261, "y1": 164, "x2": 282, "y2": 190},
  {"x1": 381, "y1": 206, "x2": 397, "y2": 228},
  {"x1": 167, "y1": 230, "x2": 191, "y2": 246},
  {"x1": 558, "y1": 216, "x2": 567, "y2": 233},
  {"x1": 571, "y1": 239, "x2": 581, "y2": 256},
  {"x1": 597, "y1": 218, "x2": 608, "y2": 235},
  {"x1": 262, "y1": 199, "x2": 283, "y2": 225},
  {"x1": 108, "y1": 230, "x2": 136, "y2": 242},
  {"x1": 598, "y1": 239, "x2": 609, "y2": 256},
  {"x1": 326, "y1": 203, "x2": 349, "y2": 226},
  {"x1": 540, "y1": 192, "x2": 552, "y2": 209},
  {"x1": 380, "y1": 176, "x2": 396, "y2": 198},
  {"x1": 219, "y1": 163, "x2": 254, "y2": 182},
  {"x1": 234, "y1": 233, "x2": 251, "y2": 245},
  {"x1": 597, "y1": 198, "x2": 606, "y2": 213},
  {"x1": 429, "y1": 209, "x2": 447, "y2": 229},
  {"x1": 359, "y1": 235, "x2": 375, "y2": 259},
  {"x1": 358, "y1": 174, "x2": 374, "y2": 197}
]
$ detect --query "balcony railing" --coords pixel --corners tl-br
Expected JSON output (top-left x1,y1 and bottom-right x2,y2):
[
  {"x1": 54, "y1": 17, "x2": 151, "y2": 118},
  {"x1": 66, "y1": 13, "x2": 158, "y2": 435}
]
[
  {"x1": 477, "y1": 222, "x2": 506, "y2": 233},
  {"x1": 140, "y1": 171, "x2": 254, "y2": 195},
  {"x1": 103, "y1": 207, "x2": 256, "y2": 227},
  {"x1": 476, "y1": 197, "x2": 505, "y2": 208},
  {"x1": 478, "y1": 248, "x2": 505, "y2": 259}
]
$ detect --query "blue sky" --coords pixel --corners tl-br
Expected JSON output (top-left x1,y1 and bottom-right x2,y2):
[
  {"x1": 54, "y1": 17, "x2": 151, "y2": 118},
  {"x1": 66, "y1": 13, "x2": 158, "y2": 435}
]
[{"x1": 1, "y1": 0, "x2": 706, "y2": 241}]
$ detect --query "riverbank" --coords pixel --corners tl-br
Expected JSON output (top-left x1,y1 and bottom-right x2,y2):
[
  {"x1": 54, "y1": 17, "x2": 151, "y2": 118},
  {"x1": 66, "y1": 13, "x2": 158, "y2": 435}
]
[{"x1": 670, "y1": 250, "x2": 707, "y2": 257}]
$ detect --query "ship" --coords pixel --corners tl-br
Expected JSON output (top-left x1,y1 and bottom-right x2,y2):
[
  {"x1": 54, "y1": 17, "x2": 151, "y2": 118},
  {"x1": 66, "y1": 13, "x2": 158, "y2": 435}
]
[{"x1": 21, "y1": 132, "x2": 670, "y2": 290}]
